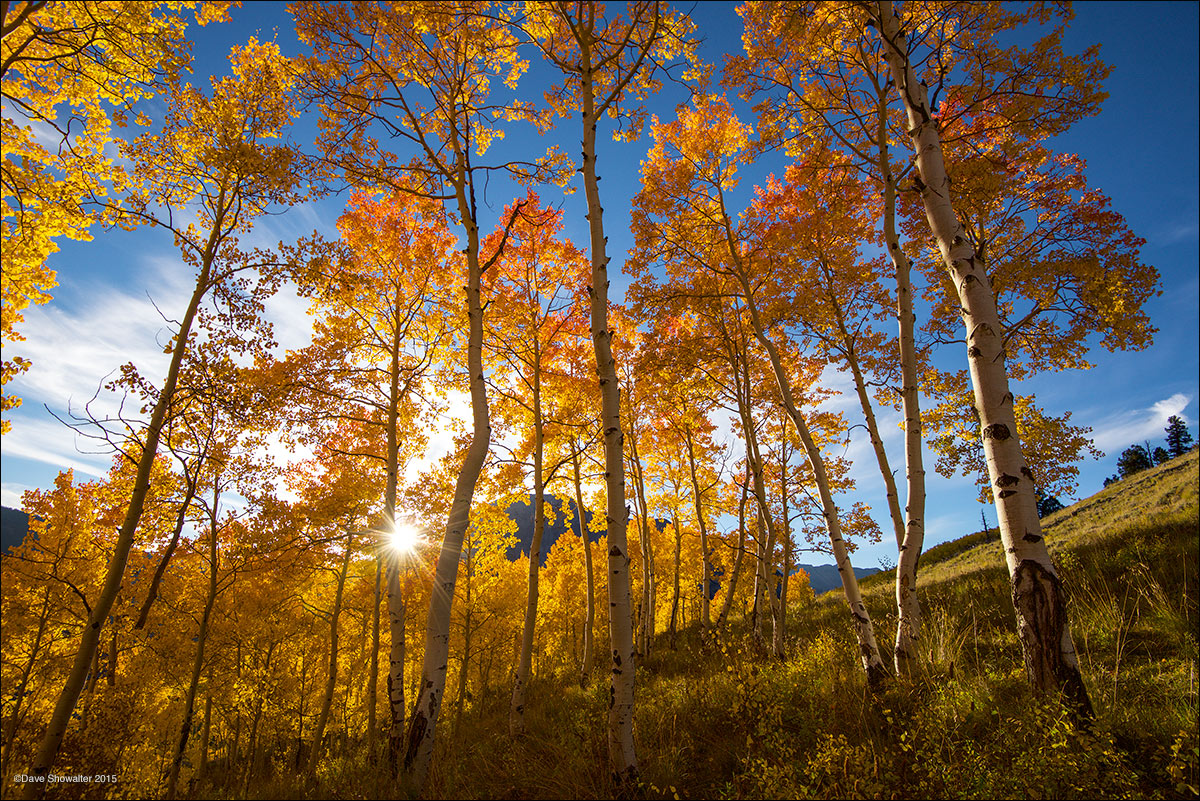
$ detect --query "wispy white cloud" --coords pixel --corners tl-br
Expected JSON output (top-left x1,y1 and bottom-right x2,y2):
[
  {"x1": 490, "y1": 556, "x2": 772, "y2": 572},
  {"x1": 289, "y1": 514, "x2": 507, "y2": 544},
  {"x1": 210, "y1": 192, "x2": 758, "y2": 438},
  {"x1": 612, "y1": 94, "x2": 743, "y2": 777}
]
[
  {"x1": 1091, "y1": 392, "x2": 1192, "y2": 452},
  {"x1": 263, "y1": 281, "x2": 316, "y2": 355},
  {"x1": 1, "y1": 416, "x2": 115, "y2": 485},
  {"x1": 10, "y1": 277, "x2": 182, "y2": 417},
  {"x1": 1158, "y1": 219, "x2": 1199, "y2": 245}
]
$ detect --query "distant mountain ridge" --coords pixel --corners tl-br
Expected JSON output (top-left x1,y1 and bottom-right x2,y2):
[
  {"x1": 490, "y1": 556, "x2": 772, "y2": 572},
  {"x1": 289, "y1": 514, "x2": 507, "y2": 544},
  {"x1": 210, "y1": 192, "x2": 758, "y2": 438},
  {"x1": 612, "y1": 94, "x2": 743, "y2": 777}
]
[
  {"x1": 503, "y1": 494, "x2": 596, "y2": 564},
  {"x1": 795, "y1": 562, "x2": 880, "y2": 596},
  {"x1": 501, "y1": 495, "x2": 876, "y2": 593},
  {"x1": 2, "y1": 505, "x2": 29, "y2": 553}
]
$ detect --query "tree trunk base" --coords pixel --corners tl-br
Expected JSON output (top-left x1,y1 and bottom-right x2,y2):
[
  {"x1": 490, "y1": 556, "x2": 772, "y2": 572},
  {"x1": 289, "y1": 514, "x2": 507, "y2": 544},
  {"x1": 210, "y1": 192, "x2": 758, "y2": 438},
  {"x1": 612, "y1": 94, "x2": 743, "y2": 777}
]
[{"x1": 1011, "y1": 559, "x2": 1094, "y2": 720}]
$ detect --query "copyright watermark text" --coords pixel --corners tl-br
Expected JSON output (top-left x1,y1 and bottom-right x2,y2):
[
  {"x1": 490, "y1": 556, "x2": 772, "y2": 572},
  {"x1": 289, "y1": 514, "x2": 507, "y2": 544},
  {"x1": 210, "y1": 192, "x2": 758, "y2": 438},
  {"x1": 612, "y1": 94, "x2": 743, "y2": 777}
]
[{"x1": 12, "y1": 774, "x2": 118, "y2": 784}]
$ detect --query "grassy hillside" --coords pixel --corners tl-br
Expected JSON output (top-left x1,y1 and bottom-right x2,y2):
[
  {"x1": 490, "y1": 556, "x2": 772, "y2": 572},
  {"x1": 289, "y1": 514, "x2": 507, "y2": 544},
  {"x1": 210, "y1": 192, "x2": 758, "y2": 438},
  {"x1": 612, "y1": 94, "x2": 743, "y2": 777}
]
[{"x1": 220, "y1": 453, "x2": 1198, "y2": 800}]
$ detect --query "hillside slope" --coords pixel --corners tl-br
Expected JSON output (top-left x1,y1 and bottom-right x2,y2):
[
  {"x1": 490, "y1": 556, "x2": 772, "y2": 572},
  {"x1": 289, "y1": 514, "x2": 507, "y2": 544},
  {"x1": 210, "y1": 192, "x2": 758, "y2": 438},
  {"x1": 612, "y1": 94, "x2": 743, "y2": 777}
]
[{"x1": 859, "y1": 448, "x2": 1199, "y2": 594}]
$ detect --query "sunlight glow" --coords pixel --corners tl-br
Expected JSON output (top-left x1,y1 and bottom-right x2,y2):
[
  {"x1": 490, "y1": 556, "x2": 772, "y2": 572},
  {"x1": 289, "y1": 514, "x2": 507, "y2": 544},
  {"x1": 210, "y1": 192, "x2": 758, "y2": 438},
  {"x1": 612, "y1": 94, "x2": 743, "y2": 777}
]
[{"x1": 389, "y1": 522, "x2": 422, "y2": 554}]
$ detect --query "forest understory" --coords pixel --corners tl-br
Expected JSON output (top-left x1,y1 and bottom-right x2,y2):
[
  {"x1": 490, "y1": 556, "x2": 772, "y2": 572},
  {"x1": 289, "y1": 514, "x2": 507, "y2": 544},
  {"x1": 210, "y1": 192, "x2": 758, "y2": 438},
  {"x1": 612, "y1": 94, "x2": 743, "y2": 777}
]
[{"x1": 5, "y1": 451, "x2": 1195, "y2": 801}]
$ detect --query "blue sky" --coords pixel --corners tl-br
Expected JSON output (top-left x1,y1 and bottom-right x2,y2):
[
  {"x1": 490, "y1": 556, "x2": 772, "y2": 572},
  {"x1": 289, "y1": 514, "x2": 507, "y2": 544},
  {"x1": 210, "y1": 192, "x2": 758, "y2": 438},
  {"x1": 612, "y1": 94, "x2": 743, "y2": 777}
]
[{"x1": 2, "y1": 1, "x2": 1196, "y2": 573}]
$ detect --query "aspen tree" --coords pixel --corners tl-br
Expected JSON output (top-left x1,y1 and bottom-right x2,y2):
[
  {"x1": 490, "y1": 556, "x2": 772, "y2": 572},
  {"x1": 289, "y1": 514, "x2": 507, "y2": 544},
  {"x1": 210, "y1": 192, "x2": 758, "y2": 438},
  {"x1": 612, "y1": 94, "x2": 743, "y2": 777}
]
[
  {"x1": 284, "y1": 188, "x2": 455, "y2": 772},
  {"x1": 481, "y1": 194, "x2": 589, "y2": 735},
  {"x1": 520, "y1": 3, "x2": 695, "y2": 783},
  {"x1": 294, "y1": 3, "x2": 566, "y2": 787},
  {"x1": 874, "y1": 0, "x2": 1091, "y2": 712},
  {"x1": 305, "y1": 527, "x2": 355, "y2": 777},
  {"x1": 21, "y1": 40, "x2": 301, "y2": 795},
  {"x1": 0, "y1": 1, "x2": 230, "y2": 432},
  {"x1": 571, "y1": 448, "x2": 597, "y2": 686},
  {"x1": 631, "y1": 95, "x2": 888, "y2": 684},
  {"x1": 728, "y1": 2, "x2": 928, "y2": 673}
]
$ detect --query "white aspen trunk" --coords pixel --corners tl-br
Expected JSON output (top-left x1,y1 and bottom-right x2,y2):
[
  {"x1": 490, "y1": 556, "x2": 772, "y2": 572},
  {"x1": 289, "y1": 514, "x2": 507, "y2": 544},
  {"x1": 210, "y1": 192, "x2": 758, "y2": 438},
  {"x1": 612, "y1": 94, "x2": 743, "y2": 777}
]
[
  {"x1": 306, "y1": 528, "x2": 354, "y2": 776},
  {"x1": 668, "y1": 512, "x2": 682, "y2": 647},
  {"x1": 826, "y1": 288, "x2": 905, "y2": 550},
  {"x1": 683, "y1": 430, "x2": 712, "y2": 632},
  {"x1": 738, "y1": 357, "x2": 782, "y2": 652},
  {"x1": 876, "y1": 0, "x2": 1091, "y2": 713},
  {"x1": 572, "y1": 449, "x2": 595, "y2": 687},
  {"x1": 717, "y1": 474, "x2": 750, "y2": 630},
  {"x1": 367, "y1": 555, "x2": 381, "y2": 763},
  {"x1": 21, "y1": 196, "x2": 227, "y2": 798},
  {"x1": 876, "y1": 102, "x2": 927, "y2": 676},
  {"x1": 386, "y1": 558, "x2": 406, "y2": 777},
  {"x1": 751, "y1": 511, "x2": 765, "y2": 641},
  {"x1": 774, "y1": 420, "x2": 791, "y2": 659},
  {"x1": 166, "y1": 492, "x2": 222, "y2": 801},
  {"x1": 402, "y1": 173, "x2": 494, "y2": 792},
  {"x1": 628, "y1": 426, "x2": 654, "y2": 659},
  {"x1": 384, "y1": 320, "x2": 406, "y2": 775},
  {"x1": 736, "y1": 271, "x2": 889, "y2": 686},
  {"x1": 579, "y1": 45, "x2": 637, "y2": 787},
  {"x1": 511, "y1": 351, "x2": 546, "y2": 736}
]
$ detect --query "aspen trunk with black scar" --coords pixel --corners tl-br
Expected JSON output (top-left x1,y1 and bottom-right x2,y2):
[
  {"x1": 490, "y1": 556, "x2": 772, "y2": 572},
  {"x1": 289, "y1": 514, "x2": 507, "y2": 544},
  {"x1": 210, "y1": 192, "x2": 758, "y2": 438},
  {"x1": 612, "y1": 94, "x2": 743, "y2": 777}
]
[{"x1": 875, "y1": 0, "x2": 1091, "y2": 714}]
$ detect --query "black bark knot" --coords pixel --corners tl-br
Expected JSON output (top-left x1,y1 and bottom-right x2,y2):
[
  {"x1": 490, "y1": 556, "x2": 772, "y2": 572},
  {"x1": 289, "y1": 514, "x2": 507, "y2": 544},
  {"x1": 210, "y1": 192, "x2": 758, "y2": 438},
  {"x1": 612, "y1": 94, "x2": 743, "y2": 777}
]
[
  {"x1": 1022, "y1": 533, "x2": 1043, "y2": 543},
  {"x1": 983, "y1": 423, "x2": 1011, "y2": 441},
  {"x1": 995, "y1": 473, "x2": 1020, "y2": 488},
  {"x1": 609, "y1": 545, "x2": 622, "y2": 557},
  {"x1": 999, "y1": 489, "x2": 1017, "y2": 499},
  {"x1": 968, "y1": 345, "x2": 983, "y2": 358}
]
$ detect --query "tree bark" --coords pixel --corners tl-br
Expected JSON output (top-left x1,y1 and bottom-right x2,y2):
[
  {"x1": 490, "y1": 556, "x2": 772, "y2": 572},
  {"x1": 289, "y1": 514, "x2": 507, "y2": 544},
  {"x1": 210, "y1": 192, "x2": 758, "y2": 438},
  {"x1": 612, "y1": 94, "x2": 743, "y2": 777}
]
[
  {"x1": 577, "y1": 37, "x2": 638, "y2": 788},
  {"x1": 774, "y1": 417, "x2": 791, "y2": 659},
  {"x1": 367, "y1": 555, "x2": 381, "y2": 763},
  {"x1": 627, "y1": 423, "x2": 654, "y2": 660},
  {"x1": 683, "y1": 429, "x2": 712, "y2": 632},
  {"x1": 511, "y1": 344, "x2": 546, "y2": 736},
  {"x1": 878, "y1": 111, "x2": 927, "y2": 676},
  {"x1": 197, "y1": 694, "x2": 212, "y2": 782},
  {"x1": 402, "y1": 168, "x2": 495, "y2": 793},
  {"x1": 875, "y1": 0, "x2": 1091, "y2": 714},
  {"x1": 306, "y1": 528, "x2": 354, "y2": 776},
  {"x1": 717, "y1": 474, "x2": 750, "y2": 630},
  {"x1": 735, "y1": 269, "x2": 889, "y2": 686},
  {"x1": 571, "y1": 448, "x2": 595, "y2": 687},
  {"x1": 21, "y1": 197, "x2": 226, "y2": 798},
  {"x1": 384, "y1": 314, "x2": 407, "y2": 776},
  {"x1": 165, "y1": 490, "x2": 222, "y2": 801},
  {"x1": 668, "y1": 512, "x2": 682, "y2": 648}
]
